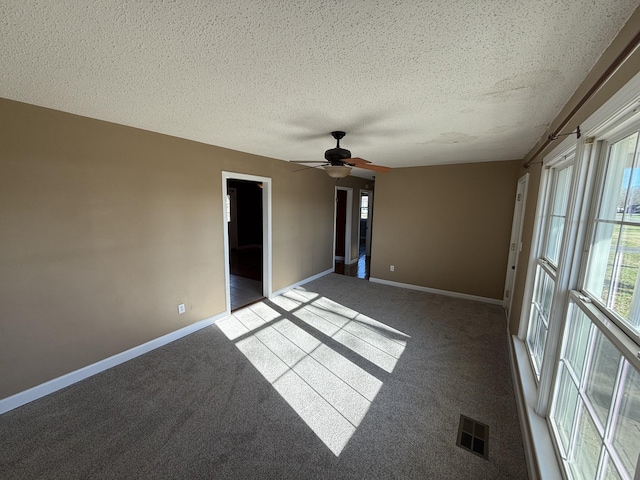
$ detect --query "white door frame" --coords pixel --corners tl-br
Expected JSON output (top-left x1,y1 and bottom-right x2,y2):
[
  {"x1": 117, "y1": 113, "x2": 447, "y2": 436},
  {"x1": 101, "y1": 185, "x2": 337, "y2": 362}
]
[
  {"x1": 333, "y1": 186, "x2": 353, "y2": 266},
  {"x1": 503, "y1": 173, "x2": 529, "y2": 321},
  {"x1": 227, "y1": 187, "x2": 238, "y2": 249},
  {"x1": 222, "y1": 172, "x2": 272, "y2": 314}
]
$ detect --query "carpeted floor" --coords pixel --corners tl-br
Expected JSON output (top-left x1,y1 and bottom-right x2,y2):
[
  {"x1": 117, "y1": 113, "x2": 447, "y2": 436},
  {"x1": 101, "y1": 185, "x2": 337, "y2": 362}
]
[{"x1": 0, "y1": 274, "x2": 527, "y2": 479}]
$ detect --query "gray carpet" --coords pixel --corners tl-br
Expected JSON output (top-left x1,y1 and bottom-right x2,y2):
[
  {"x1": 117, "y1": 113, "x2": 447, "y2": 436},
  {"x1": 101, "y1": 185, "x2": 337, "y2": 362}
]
[{"x1": 0, "y1": 274, "x2": 527, "y2": 479}]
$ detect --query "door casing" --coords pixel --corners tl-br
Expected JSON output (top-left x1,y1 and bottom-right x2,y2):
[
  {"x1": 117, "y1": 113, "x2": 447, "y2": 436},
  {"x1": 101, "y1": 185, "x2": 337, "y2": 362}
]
[{"x1": 222, "y1": 172, "x2": 272, "y2": 314}]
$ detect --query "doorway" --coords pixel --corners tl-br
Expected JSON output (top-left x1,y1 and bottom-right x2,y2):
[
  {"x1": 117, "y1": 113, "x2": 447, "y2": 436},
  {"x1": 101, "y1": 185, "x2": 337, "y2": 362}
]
[
  {"x1": 359, "y1": 189, "x2": 373, "y2": 257},
  {"x1": 334, "y1": 187, "x2": 371, "y2": 279},
  {"x1": 333, "y1": 187, "x2": 353, "y2": 265},
  {"x1": 222, "y1": 172, "x2": 272, "y2": 312}
]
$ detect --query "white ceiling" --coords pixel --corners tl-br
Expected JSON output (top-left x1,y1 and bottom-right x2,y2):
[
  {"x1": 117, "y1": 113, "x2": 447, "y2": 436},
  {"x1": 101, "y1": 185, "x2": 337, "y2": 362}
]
[{"x1": 1, "y1": 1, "x2": 638, "y2": 177}]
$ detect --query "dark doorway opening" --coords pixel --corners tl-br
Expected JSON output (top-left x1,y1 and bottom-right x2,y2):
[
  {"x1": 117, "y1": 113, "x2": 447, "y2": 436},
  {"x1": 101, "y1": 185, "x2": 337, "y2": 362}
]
[
  {"x1": 227, "y1": 179, "x2": 264, "y2": 310},
  {"x1": 335, "y1": 189, "x2": 347, "y2": 259},
  {"x1": 334, "y1": 189, "x2": 371, "y2": 279}
]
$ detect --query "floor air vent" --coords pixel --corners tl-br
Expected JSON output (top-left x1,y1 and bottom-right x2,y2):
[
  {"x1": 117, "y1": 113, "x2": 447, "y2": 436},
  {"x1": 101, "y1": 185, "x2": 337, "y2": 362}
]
[{"x1": 456, "y1": 415, "x2": 489, "y2": 460}]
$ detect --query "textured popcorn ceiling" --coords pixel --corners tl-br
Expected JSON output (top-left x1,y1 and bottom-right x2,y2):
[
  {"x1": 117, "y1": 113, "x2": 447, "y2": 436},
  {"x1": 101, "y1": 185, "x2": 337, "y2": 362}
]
[{"x1": 1, "y1": 1, "x2": 638, "y2": 177}]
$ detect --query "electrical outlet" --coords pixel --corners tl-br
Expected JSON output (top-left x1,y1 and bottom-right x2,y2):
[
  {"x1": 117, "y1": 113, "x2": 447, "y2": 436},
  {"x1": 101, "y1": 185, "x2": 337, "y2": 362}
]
[
  {"x1": 390, "y1": 265, "x2": 395, "y2": 272},
  {"x1": 178, "y1": 303, "x2": 185, "y2": 314}
]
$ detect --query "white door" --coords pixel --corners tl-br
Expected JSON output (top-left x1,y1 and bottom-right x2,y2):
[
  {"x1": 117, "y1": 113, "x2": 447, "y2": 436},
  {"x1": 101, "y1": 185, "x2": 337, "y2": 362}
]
[{"x1": 503, "y1": 174, "x2": 528, "y2": 320}]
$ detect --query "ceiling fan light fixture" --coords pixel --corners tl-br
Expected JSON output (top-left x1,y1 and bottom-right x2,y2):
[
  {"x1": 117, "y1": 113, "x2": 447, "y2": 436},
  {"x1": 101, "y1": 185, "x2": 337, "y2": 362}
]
[{"x1": 324, "y1": 165, "x2": 352, "y2": 178}]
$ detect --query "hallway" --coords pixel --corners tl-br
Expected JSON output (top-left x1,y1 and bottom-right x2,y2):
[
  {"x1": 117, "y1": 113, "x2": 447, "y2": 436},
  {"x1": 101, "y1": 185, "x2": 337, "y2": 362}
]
[{"x1": 334, "y1": 243, "x2": 370, "y2": 280}]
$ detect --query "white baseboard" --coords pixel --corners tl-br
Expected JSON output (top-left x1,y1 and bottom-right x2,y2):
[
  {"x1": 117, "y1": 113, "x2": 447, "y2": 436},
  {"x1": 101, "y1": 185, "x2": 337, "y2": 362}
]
[
  {"x1": 368, "y1": 277, "x2": 503, "y2": 305},
  {"x1": 509, "y1": 335, "x2": 563, "y2": 480},
  {"x1": 271, "y1": 268, "x2": 334, "y2": 298},
  {"x1": 0, "y1": 311, "x2": 228, "y2": 415}
]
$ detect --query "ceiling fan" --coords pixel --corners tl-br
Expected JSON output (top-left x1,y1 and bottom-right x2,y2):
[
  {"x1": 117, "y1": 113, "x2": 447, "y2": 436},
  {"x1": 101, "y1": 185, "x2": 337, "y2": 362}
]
[{"x1": 293, "y1": 131, "x2": 391, "y2": 178}]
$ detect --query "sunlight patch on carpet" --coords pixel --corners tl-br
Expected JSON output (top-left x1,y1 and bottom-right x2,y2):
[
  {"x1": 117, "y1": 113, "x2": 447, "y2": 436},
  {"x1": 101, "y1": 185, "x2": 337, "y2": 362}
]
[{"x1": 217, "y1": 288, "x2": 409, "y2": 456}]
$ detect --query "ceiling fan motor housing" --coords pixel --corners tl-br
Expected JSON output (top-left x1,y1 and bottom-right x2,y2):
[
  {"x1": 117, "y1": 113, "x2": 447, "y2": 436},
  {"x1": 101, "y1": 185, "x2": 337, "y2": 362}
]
[
  {"x1": 325, "y1": 131, "x2": 351, "y2": 165},
  {"x1": 324, "y1": 147, "x2": 352, "y2": 164}
]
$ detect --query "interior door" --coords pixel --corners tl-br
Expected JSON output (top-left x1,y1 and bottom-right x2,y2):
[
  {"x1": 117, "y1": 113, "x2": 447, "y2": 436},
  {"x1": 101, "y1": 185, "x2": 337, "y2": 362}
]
[{"x1": 504, "y1": 174, "x2": 528, "y2": 320}]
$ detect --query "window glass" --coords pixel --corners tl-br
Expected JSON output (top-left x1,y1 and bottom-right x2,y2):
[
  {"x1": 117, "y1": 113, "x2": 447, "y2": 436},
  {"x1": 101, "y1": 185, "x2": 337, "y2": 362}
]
[
  {"x1": 603, "y1": 454, "x2": 623, "y2": 479},
  {"x1": 553, "y1": 365, "x2": 579, "y2": 455},
  {"x1": 598, "y1": 132, "x2": 639, "y2": 222},
  {"x1": 360, "y1": 195, "x2": 369, "y2": 219},
  {"x1": 585, "y1": 132, "x2": 640, "y2": 336},
  {"x1": 526, "y1": 159, "x2": 576, "y2": 382},
  {"x1": 569, "y1": 401, "x2": 601, "y2": 480},
  {"x1": 585, "y1": 333, "x2": 621, "y2": 427},
  {"x1": 527, "y1": 267, "x2": 555, "y2": 377},
  {"x1": 611, "y1": 364, "x2": 640, "y2": 476},
  {"x1": 544, "y1": 110, "x2": 640, "y2": 480},
  {"x1": 564, "y1": 304, "x2": 591, "y2": 381},
  {"x1": 545, "y1": 165, "x2": 574, "y2": 265},
  {"x1": 551, "y1": 305, "x2": 639, "y2": 478}
]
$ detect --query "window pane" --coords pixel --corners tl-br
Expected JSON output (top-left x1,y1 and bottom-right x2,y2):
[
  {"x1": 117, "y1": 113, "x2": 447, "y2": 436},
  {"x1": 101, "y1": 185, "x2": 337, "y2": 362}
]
[
  {"x1": 527, "y1": 267, "x2": 555, "y2": 378},
  {"x1": 552, "y1": 364, "x2": 580, "y2": 455},
  {"x1": 570, "y1": 402, "x2": 602, "y2": 480},
  {"x1": 544, "y1": 165, "x2": 573, "y2": 265},
  {"x1": 545, "y1": 165, "x2": 574, "y2": 265},
  {"x1": 586, "y1": 222, "x2": 620, "y2": 307},
  {"x1": 527, "y1": 310, "x2": 548, "y2": 377},
  {"x1": 546, "y1": 216, "x2": 565, "y2": 266},
  {"x1": 585, "y1": 131, "x2": 640, "y2": 338},
  {"x1": 540, "y1": 269, "x2": 554, "y2": 320},
  {"x1": 611, "y1": 364, "x2": 640, "y2": 476},
  {"x1": 532, "y1": 313, "x2": 548, "y2": 375},
  {"x1": 553, "y1": 166, "x2": 574, "y2": 216},
  {"x1": 613, "y1": 225, "x2": 640, "y2": 328},
  {"x1": 586, "y1": 223, "x2": 640, "y2": 333},
  {"x1": 599, "y1": 132, "x2": 638, "y2": 222},
  {"x1": 602, "y1": 453, "x2": 623, "y2": 480},
  {"x1": 563, "y1": 304, "x2": 591, "y2": 382},
  {"x1": 585, "y1": 331, "x2": 621, "y2": 427}
]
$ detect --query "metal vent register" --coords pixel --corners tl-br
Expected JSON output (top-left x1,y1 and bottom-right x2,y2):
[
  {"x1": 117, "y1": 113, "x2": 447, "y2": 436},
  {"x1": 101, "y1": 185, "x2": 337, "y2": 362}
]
[{"x1": 456, "y1": 415, "x2": 489, "y2": 460}]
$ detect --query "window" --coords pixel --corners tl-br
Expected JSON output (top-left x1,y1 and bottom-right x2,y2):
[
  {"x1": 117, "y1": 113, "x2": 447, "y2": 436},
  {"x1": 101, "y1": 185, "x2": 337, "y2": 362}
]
[
  {"x1": 360, "y1": 194, "x2": 369, "y2": 220},
  {"x1": 526, "y1": 159, "x2": 575, "y2": 379},
  {"x1": 550, "y1": 299, "x2": 640, "y2": 479},
  {"x1": 584, "y1": 131, "x2": 640, "y2": 339},
  {"x1": 517, "y1": 80, "x2": 640, "y2": 480},
  {"x1": 544, "y1": 118, "x2": 640, "y2": 479}
]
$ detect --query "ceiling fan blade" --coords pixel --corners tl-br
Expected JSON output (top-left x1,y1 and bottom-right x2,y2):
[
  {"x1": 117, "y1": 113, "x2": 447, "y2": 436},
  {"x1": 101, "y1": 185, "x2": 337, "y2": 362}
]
[
  {"x1": 348, "y1": 157, "x2": 372, "y2": 165},
  {"x1": 356, "y1": 163, "x2": 391, "y2": 173},
  {"x1": 291, "y1": 164, "x2": 325, "y2": 172}
]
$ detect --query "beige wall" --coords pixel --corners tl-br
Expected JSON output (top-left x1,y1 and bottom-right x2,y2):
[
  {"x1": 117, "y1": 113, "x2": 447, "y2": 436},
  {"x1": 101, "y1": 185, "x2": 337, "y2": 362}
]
[
  {"x1": 370, "y1": 160, "x2": 521, "y2": 299},
  {"x1": 509, "y1": 7, "x2": 640, "y2": 335},
  {"x1": 0, "y1": 99, "x2": 337, "y2": 399}
]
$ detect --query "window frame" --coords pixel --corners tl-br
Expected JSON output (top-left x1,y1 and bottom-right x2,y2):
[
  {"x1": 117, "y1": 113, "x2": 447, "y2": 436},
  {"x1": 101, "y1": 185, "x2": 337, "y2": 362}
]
[
  {"x1": 577, "y1": 121, "x2": 640, "y2": 347},
  {"x1": 524, "y1": 152, "x2": 579, "y2": 389},
  {"x1": 544, "y1": 118, "x2": 640, "y2": 480},
  {"x1": 514, "y1": 71, "x2": 640, "y2": 480}
]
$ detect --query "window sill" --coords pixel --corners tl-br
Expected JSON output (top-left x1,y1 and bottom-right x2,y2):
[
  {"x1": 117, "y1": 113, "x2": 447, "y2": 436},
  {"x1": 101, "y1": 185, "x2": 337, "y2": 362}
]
[{"x1": 509, "y1": 335, "x2": 564, "y2": 480}]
